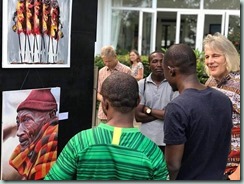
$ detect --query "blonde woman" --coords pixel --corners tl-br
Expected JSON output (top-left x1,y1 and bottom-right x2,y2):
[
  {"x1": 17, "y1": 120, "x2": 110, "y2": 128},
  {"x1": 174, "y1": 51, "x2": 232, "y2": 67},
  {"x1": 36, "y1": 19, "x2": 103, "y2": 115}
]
[
  {"x1": 129, "y1": 49, "x2": 144, "y2": 80},
  {"x1": 203, "y1": 32, "x2": 240, "y2": 180}
]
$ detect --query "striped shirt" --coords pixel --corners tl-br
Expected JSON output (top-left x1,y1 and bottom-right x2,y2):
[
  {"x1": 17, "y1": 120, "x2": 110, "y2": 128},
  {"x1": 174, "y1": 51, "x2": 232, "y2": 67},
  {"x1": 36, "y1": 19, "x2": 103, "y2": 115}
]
[
  {"x1": 97, "y1": 62, "x2": 131, "y2": 120},
  {"x1": 44, "y1": 123, "x2": 168, "y2": 180}
]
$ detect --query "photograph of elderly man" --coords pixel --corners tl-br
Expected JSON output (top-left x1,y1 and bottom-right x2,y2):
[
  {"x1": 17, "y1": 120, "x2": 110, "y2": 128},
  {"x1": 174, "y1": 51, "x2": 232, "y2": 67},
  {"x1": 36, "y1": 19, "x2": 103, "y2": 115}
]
[{"x1": 1, "y1": 88, "x2": 60, "y2": 180}]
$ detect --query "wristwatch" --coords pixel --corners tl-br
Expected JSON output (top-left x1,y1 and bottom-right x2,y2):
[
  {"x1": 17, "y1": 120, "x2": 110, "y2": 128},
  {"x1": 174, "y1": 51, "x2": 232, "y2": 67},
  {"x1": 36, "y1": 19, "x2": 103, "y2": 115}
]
[{"x1": 146, "y1": 107, "x2": 152, "y2": 115}]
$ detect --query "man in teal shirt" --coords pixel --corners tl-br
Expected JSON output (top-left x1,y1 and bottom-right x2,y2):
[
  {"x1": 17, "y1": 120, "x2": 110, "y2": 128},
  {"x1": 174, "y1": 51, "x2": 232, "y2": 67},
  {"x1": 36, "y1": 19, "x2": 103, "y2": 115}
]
[{"x1": 44, "y1": 72, "x2": 168, "y2": 180}]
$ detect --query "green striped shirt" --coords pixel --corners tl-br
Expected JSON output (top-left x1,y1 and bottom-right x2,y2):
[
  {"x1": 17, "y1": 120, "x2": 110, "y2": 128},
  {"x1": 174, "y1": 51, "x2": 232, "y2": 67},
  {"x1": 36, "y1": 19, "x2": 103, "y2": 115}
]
[{"x1": 44, "y1": 123, "x2": 168, "y2": 180}]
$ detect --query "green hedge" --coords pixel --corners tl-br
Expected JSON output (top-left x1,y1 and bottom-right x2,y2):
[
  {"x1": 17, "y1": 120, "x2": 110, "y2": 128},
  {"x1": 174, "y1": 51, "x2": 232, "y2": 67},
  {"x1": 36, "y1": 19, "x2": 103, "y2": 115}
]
[
  {"x1": 194, "y1": 50, "x2": 209, "y2": 84},
  {"x1": 94, "y1": 49, "x2": 208, "y2": 84}
]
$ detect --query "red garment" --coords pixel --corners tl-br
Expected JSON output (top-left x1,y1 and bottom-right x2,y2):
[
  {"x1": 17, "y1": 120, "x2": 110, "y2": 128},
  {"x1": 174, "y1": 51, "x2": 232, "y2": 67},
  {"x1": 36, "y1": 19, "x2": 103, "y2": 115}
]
[{"x1": 9, "y1": 120, "x2": 58, "y2": 180}]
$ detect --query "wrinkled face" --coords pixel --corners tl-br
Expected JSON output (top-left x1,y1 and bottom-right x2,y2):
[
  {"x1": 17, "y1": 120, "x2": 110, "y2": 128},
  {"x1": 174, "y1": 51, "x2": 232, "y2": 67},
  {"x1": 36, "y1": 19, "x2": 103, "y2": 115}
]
[
  {"x1": 102, "y1": 56, "x2": 117, "y2": 69},
  {"x1": 129, "y1": 52, "x2": 138, "y2": 63},
  {"x1": 149, "y1": 53, "x2": 164, "y2": 77},
  {"x1": 204, "y1": 46, "x2": 228, "y2": 81},
  {"x1": 16, "y1": 110, "x2": 49, "y2": 151}
]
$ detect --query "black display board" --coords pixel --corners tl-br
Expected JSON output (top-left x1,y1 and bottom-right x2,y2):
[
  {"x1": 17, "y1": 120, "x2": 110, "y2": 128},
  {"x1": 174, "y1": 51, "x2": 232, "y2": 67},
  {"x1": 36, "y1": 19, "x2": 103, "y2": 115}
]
[{"x1": 0, "y1": 0, "x2": 98, "y2": 154}]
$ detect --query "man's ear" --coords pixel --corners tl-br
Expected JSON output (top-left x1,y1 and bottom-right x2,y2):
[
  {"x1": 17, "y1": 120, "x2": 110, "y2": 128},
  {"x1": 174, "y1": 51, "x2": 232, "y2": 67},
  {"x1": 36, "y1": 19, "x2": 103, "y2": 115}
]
[
  {"x1": 168, "y1": 66, "x2": 176, "y2": 76},
  {"x1": 102, "y1": 98, "x2": 109, "y2": 111}
]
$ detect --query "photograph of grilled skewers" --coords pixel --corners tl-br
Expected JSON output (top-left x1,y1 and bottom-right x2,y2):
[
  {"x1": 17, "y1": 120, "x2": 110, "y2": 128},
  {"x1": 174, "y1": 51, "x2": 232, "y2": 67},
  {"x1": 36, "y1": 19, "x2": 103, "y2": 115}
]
[{"x1": 2, "y1": 0, "x2": 72, "y2": 68}]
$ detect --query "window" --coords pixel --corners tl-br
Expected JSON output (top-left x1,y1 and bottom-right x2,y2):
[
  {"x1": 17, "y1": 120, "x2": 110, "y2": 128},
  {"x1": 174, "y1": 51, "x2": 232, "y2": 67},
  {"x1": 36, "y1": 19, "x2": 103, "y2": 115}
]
[
  {"x1": 180, "y1": 15, "x2": 197, "y2": 49},
  {"x1": 111, "y1": 10, "x2": 139, "y2": 54},
  {"x1": 156, "y1": 12, "x2": 177, "y2": 50},
  {"x1": 204, "y1": 0, "x2": 240, "y2": 10},
  {"x1": 106, "y1": 0, "x2": 240, "y2": 55},
  {"x1": 112, "y1": 0, "x2": 152, "y2": 8},
  {"x1": 157, "y1": 0, "x2": 200, "y2": 9},
  {"x1": 204, "y1": 15, "x2": 222, "y2": 35}
]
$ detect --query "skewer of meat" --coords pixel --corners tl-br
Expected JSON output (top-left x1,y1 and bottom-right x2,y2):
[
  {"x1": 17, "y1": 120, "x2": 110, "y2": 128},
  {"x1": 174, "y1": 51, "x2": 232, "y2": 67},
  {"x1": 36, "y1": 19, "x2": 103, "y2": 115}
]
[
  {"x1": 33, "y1": 0, "x2": 42, "y2": 35},
  {"x1": 13, "y1": 0, "x2": 26, "y2": 34},
  {"x1": 50, "y1": 0, "x2": 63, "y2": 62},
  {"x1": 26, "y1": 0, "x2": 34, "y2": 61},
  {"x1": 50, "y1": 0, "x2": 62, "y2": 40},
  {"x1": 42, "y1": 0, "x2": 51, "y2": 62},
  {"x1": 33, "y1": 0, "x2": 42, "y2": 62},
  {"x1": 12, "y1": 0, "x2": 26, "y2": 62},
  {"x1": 42, "y1": 0, "x2": 51, "y2": 36}
]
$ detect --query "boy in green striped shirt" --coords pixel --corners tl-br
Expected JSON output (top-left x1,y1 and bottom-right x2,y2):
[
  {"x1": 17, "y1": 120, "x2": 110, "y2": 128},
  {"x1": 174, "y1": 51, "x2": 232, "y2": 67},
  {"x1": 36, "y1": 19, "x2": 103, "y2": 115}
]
[{"x1": 44, "y1": 72, "x2": 168, "y2": 180}]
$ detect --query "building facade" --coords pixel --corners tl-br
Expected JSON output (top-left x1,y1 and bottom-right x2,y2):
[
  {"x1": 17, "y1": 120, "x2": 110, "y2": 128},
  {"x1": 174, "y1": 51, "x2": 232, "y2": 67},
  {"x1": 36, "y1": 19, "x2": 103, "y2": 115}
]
[{"x1": 95, "y1": 0, "x2": 240, "y2": 55}]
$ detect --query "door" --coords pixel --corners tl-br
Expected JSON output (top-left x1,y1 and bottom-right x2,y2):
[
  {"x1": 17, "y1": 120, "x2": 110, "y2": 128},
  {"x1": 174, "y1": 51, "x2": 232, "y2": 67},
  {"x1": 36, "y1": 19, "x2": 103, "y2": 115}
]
[
  {"x1": 176, "y1": 12, "x2": 198, "y2": 49},
  {"x1": 138, "y1": 10, "x2": 156, "y2": 55}
]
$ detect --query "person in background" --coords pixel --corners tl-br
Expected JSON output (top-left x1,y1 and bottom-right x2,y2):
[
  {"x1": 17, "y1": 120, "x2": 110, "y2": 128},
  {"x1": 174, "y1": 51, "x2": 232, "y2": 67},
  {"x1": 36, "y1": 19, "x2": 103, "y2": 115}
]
[
  {"x1": 135, "y1": 51, "x2": 178, "y2": 153},
  {"x1": 96, "y1": 45, "x2": 131, "y2": 123},
  {"x1": 203, "y1": 32, "x2": 240, "y2": 180},
  {"x1": 163, "y1": 43, "x2": 233, "y2": 180},
  {"x1": 129, "y1": 49, "x2": 144, "y2": 81},
  {"x1": 44, "y1": 72, "x2": 168, "y2": 180},
  {"x1": 8, "y1": 89, "x2": 59, "y2": 180}
]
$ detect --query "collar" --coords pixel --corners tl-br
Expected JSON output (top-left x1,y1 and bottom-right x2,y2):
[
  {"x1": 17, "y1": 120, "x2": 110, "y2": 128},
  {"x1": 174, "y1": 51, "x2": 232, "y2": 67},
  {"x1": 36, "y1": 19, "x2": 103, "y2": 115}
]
[
  {"x1": 106, "y1": 61, "x2": 120, "y2": 71},
  {"x1": 98, "y1": 123, "x2": 139, "y2": 133},
  {"x1": 211, "y1": 72, "x2": 239, "y2": 88},
  {"x1": 146, "y1": 73, "x2": 167, "y2": 83}
]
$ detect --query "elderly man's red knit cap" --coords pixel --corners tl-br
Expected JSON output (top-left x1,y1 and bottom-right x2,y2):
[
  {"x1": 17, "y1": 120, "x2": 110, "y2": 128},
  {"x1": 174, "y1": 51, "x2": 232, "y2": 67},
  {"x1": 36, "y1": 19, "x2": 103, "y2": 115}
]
[{"x1": 17, "y1": 89, "x2": 57, "y2": 112}]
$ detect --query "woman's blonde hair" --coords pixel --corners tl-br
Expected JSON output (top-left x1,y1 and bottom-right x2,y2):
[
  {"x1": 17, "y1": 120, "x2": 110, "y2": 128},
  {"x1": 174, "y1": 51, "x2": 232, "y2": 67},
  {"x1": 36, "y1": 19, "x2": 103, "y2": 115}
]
[{"x1": 203, "y1": 32, "x2": 240, "y2": 76}]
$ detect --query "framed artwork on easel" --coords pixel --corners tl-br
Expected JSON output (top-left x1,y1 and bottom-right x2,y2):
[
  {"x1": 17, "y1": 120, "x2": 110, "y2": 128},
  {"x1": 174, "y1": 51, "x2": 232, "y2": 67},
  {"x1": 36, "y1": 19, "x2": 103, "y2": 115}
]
[
  {"x1": 2, "y1": 0, "x2": 72, "y2": 68},
  {"x1": 1, "y1": 87, "x2": 61, "y2": 180}
]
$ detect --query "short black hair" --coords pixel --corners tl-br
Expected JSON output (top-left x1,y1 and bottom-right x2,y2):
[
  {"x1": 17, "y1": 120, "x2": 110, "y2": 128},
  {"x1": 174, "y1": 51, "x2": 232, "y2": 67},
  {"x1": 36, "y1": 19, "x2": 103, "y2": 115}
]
[
  {"x1": 101, "y1": 72, "x2": 139, "y2": 113},
  {"x1": 164, "y1": 44, "x2": 196, "y2": 74},
  {"x1": 148, "y1": 51, "x2": 164, "y2": 63}
]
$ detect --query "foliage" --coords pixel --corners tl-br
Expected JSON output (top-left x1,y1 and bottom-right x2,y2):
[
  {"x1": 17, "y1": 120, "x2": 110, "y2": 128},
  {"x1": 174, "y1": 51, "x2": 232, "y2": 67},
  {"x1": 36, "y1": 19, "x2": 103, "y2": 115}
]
[
  {"x1": 228, "y1": 31, "x2": 240, "y2": 54},
  {"x1": 194, "y1": 49, "x2": 209, "y2": 84},
  {"x1": 94, "y1": 49, "x2": 208, "y2": 84}
]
